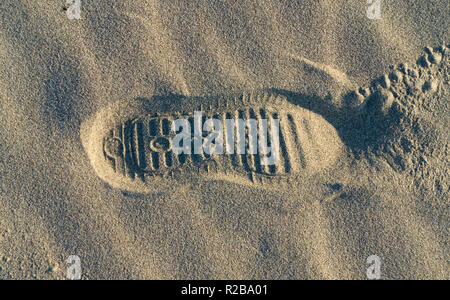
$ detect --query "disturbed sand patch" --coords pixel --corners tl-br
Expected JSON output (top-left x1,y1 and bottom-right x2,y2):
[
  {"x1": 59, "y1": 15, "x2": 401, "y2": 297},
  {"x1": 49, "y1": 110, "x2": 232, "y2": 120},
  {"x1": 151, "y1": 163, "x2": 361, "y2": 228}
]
[{"x1": 82, "y1": 45, "x2": 448, "y2": 199}]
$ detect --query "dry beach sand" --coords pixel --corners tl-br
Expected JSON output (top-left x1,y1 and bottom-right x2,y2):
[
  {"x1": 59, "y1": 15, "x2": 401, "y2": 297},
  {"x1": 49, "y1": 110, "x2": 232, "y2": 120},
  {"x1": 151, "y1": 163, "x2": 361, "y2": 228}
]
[{"x1": 0, "y1": 1, "x2": 448, "y2": 279}]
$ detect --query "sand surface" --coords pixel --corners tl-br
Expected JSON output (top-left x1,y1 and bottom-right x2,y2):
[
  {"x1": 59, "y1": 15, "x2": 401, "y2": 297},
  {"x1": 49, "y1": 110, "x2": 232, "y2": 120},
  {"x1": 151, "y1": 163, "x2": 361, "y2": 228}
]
[{"x1": 0, "y1": 1, "x2": 448, "y2": 279}]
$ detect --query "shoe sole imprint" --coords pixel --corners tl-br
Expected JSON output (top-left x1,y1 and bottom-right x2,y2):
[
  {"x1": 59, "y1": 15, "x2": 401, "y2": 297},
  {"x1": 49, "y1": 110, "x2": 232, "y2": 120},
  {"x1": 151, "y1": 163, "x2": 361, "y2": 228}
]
[{"x1": 82, "y1": 92, "x2": 343, "y2": 193}]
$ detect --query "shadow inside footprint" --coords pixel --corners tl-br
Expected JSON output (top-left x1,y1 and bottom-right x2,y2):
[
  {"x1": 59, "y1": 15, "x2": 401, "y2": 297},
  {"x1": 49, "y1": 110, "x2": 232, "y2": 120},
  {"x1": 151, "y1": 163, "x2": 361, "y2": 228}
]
[{"x1": 271, "y1": 88, "x2": 403, "y2": 155}]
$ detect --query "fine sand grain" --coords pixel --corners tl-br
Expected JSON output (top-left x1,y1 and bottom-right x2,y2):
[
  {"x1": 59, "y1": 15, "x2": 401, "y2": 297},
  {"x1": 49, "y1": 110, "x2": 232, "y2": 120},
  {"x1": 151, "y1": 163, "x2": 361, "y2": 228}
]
[{"x1": 0, "y1": 1, "x2": 448, "y2": 279}]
